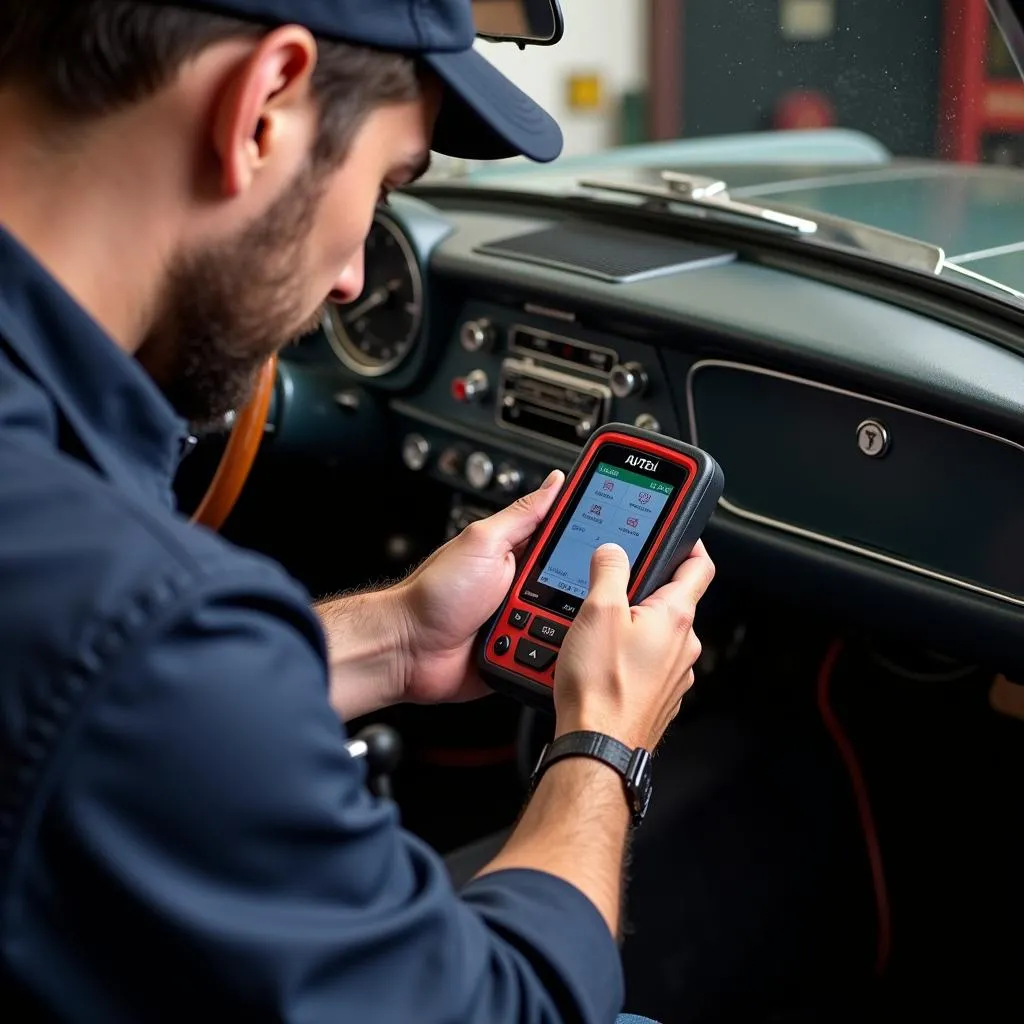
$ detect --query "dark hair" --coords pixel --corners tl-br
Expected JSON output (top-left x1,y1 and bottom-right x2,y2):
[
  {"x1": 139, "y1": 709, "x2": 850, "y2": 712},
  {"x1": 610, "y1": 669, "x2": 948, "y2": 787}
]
[{"x1": 0, "y1": 0, "x2": 421, "y2": 166}]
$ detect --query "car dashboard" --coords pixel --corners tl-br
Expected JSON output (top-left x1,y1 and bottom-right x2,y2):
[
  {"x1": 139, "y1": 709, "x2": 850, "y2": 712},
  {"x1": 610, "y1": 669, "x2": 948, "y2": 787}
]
[{"x1": 278, "y1": 185, "x2": 1024, "y2": 677}]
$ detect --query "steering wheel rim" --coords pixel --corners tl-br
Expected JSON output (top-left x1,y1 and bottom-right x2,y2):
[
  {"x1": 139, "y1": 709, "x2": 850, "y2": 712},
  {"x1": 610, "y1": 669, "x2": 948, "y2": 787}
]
[{"x1": 190, "y1": 355, "x2": 277, "y2": 532}]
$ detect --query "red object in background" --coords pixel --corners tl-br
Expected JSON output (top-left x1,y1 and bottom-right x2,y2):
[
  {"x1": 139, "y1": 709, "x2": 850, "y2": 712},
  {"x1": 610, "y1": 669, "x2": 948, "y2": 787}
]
[
  {"x1": 817, "y1": 640, "x2": 891, "y2": 977},
  {"x1": 939, "y1": 0, "x2": 1024, "y2": 163},
  {"x1": 774, "y1": 89, "x2": 836, "y2": 130},
  {"x1": 450, "y1": 377, "x2": 468, "y2": 402}
]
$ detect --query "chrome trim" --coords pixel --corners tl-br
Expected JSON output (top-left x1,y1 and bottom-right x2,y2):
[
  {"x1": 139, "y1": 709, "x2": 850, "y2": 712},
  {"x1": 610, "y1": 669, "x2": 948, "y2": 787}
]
[
  {"x1": 685, "y1": 359, "x2": 1024, "y2": 608},
  {"x1": 579, "y1": 173, "x2": 944, "y2": 275},
  {"x1": 524, "y1": 303, "x2": 576, "y2": 323},
  {"x1": 580, "y1": 175, "x2": 819, "y2": 234},
  {"x1": 942, "y1": 261, "x2": 1024, "y2": 302},
  {"x1": 509, "y1": 324, "x2": 618, "y2": 377},
  {"x1": 323, "y1": 210, "x2": 424, "y2": 378},
  {"x1": 496, "y1": 357, "x2": 611, "y2": 451},
  {"x1": 946, "y1": 239, "x2": 1024, "y2": 265}
]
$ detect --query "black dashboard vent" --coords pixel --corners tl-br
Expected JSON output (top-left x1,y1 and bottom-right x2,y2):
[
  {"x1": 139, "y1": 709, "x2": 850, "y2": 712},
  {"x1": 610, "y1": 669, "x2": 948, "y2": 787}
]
[{"x1": 476, "y1": 222, "x2": 735, "y2": 283}]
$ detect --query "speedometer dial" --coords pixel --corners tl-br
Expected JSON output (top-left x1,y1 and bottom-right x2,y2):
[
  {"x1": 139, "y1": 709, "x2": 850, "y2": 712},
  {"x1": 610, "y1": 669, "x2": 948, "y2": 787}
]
[{"x1": 323, "y1": 212, "x2": 424, "y2": 377}]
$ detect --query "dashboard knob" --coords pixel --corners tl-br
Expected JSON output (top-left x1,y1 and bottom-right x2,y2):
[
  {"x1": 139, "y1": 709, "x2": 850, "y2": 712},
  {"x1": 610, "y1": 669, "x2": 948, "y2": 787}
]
[
  {"x1": 451, "y1": 369, "x2": 490, "y2": 402},
  {"x1": 460, "y1": 318, "x2": 495, "y2": 353},
  {"x1": 496, "y1": 463, "x2": 523, "y2": 494},
  {"x1": 634, "y1": 413, "x2": 661, "y2": 433},
  {"x1": 610, "y1": 361, "x2": 648, "y2": 399},
  {"x1": 576, "y1": 417, "x2": 596, "y2": 439},
  {"x1": 437, "y1": 446, "x2": 465, "y2": 477},
  {"x1": 401, "y1": 433, "x2": 431, "y2": 471},
  {"x1": 465, "y1": 451, "x2": 495, "y2": 490}
]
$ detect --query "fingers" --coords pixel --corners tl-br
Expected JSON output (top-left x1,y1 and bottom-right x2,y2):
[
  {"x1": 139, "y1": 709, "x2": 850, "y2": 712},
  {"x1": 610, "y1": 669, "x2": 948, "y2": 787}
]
[
  {"x1": 638, "y1": 545, "x2": 716, "y2": 626},
  {"x1": 674, "y1": 540, "x2": 715, "y2": 589},
  {"x1": 583, "y1": 544, "x2": 631, "y2": 614},
  {"x1": 467, "y1": 470, "x2": 564, "y2": 552}
]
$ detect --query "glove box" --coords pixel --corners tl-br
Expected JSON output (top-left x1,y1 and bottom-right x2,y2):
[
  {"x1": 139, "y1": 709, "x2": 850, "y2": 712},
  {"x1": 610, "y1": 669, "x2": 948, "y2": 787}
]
[{"x1": 686, "y1": 360, "x2": 1024, "y2": 605}]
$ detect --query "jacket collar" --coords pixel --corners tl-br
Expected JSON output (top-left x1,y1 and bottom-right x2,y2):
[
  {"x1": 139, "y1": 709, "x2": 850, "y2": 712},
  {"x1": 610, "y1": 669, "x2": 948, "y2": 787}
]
[{"x1": 0, "y1": 225, "x2": 188, "y2": 508}]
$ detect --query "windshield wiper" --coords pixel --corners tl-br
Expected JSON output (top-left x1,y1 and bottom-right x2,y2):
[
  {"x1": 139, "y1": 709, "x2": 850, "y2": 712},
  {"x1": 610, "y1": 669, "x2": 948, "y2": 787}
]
[{"x1": 577, "y1": 170, "x2": 945, "y2": 275}]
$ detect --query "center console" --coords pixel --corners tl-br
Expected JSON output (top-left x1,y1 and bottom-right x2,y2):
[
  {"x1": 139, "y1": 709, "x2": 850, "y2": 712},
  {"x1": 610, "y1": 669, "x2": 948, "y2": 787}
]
[{"x1": 391, "y1": 300, "x2": 682, "y2": 535}]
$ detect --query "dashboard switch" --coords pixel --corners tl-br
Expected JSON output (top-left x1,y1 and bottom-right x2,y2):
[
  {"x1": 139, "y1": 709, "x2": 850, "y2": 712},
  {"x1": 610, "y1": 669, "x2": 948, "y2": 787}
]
[
  {"x1": 401, "y1": 433, "x2": 431, "y2": 471},
  {"x1": 634, "y1": 413, "x2": 661, "y2": 433},
  {"x1": 610, "y1": 361, "x2": 649, "y2": 399},
  {"x1": 437, "y1": 446, "x2": 465, "y2": 477},
  {"x1": 466, "y1": 451, "x2": 495, "y2": 490},
  {"x1": 460, "y1": 318, "x2": 495, "y2": 353},
  {"x1": 451, "y1": 369, "x2": 490, "y2": 402},
  {"x1": 496, "y1": 463, "x2": 523, "y2": 494}
]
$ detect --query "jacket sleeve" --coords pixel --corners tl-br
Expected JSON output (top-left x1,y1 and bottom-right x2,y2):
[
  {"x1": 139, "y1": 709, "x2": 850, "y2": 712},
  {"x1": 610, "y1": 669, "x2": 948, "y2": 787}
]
[{"x1": 10, "y1": 574, "x2": 624, "y2": 1023}]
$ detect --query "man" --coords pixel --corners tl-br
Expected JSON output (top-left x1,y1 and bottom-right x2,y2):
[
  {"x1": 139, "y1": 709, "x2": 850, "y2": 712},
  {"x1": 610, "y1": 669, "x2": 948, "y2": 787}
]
[{"x1": 0, "y1": 1, "x2": 714, "y2": 1021}]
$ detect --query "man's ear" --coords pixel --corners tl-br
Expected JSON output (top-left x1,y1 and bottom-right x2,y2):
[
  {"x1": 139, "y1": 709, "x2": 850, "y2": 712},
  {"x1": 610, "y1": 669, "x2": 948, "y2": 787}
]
[{"x1": 211, "y1": 25, "x2": 318, "y2": 198}]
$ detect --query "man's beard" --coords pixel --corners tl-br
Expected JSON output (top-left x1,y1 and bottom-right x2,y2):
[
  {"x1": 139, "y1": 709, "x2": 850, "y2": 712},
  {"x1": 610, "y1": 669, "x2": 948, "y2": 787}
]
[{"x1": 137, "y1": 162, "x2": 328, "y2": 431}]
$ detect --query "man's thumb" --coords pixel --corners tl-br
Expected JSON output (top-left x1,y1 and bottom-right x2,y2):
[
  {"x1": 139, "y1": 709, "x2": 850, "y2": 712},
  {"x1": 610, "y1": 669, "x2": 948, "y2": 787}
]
[
  {"x1": 586, "y1": 544, "x2": 631, "y2": 607},
  {"x1": 478, "y1": 470, "x2": 564, "y2": 551}
]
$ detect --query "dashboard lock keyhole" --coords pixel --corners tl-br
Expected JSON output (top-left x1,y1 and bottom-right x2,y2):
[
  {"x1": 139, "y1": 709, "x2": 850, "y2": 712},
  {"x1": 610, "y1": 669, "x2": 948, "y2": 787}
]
[{"x1": 856, "y1": 419, "x2": 890, "y2": 458}]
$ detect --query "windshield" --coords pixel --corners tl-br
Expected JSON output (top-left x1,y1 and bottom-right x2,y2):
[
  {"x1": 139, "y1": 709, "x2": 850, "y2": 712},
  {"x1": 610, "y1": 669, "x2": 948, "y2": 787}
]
[{"x1": 433, "y1": 0, "x2": 1024, "y2": 305}]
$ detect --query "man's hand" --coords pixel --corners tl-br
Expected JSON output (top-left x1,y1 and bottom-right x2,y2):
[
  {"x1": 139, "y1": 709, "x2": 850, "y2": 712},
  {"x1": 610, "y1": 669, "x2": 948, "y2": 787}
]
[
  {"x1": 395, "y1": 470, "x2": 565, "y2": 705},
  {"x1": 554, "y1": 541, "x2": 716, "y2": 750},
  {"x1": 477, "y1": 539, "x2": 716, "y2": 938},
  {"x1": 316, "y1": 471, "x2": 564, "y2": 720}
]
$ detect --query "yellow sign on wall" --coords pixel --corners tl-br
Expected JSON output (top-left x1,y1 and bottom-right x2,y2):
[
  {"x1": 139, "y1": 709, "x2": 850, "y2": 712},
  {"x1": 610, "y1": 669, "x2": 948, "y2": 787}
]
[{"x1": 567, "y1": 72, "x2": 604, "y2": 111}]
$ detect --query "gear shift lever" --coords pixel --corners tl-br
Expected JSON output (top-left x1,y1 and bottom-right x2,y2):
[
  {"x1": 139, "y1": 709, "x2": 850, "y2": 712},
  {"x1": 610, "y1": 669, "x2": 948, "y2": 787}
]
[{"x1": 346, "y1": 724, "x2": 403, "y2": 799}]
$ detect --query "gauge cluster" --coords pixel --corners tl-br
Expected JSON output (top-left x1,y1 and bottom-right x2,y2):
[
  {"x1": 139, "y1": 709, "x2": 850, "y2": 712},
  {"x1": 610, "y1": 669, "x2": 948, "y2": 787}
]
[
  {"x1": 323, "y1": 210, "x2": 424, "y2": 377},
  {"x1": 314, "y1": 195, "x2": 454, "y2": 390}
]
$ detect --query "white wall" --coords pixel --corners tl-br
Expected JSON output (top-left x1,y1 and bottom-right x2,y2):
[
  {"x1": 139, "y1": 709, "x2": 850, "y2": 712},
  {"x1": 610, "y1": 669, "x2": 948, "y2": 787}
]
[{"x1": 474, "y1": 0, "x2": 650, "y2": 158}]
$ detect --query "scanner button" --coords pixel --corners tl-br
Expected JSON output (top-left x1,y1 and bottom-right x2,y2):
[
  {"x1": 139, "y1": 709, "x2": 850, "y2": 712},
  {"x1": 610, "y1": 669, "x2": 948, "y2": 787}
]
[
  {"x1": 528, "y1": 617, "x2": 568, "y2": 648},
  {"x1": 508, "y1": 608, "x2": 531, "y2": 629},
  {"x1": 514, "y1": 639, "x2": 557, "y2": 672},
  {"x1": 493, "y1": 635, "x2": 511, "y2": 656}
]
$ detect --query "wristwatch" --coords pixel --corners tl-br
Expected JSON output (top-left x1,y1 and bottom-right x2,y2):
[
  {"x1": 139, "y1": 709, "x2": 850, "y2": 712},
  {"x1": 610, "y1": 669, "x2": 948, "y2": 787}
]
[{"x1": 530, "y1": 731, "x2": 653, "y2": 827}]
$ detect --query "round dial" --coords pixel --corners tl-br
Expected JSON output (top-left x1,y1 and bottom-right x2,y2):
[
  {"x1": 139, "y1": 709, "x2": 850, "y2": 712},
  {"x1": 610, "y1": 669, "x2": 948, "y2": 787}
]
[{"x1": 323, "y1": 212, "x2": 423, "y2": 377}]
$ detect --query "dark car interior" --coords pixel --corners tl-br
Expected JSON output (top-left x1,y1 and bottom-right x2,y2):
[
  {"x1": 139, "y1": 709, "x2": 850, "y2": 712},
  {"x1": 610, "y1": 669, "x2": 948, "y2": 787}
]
[{"x1": 174, "y1": 2, "x2": 1024, "y2": 1020}]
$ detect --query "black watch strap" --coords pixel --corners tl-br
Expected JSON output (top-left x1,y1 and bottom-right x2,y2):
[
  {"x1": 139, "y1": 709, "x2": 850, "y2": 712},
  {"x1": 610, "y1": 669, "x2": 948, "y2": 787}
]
[{"x1": 530, "y1": 731, "x2": 653, "y2": 827}]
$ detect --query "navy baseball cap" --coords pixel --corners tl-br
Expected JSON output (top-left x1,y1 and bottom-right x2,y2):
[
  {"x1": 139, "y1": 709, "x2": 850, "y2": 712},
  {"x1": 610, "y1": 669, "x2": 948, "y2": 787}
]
[{"x1": 145, "y1": 0, "x2": 563, "y2": 162}]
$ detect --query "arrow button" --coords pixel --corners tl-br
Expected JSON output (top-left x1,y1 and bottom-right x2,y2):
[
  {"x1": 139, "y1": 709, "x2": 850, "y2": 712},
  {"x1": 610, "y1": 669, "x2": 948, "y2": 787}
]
[{"x1": 514, "y1": 638, "x2": 557, "y2": 672}]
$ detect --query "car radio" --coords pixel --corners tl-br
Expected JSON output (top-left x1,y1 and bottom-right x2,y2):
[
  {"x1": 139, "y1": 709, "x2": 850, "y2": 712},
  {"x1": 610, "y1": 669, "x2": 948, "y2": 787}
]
[
  {"x1": 497, "y1": 357, "x2": 612, "y2": 448},
  {"x1": 508, "y1": 325, "x2": 619, "y2": 376}
]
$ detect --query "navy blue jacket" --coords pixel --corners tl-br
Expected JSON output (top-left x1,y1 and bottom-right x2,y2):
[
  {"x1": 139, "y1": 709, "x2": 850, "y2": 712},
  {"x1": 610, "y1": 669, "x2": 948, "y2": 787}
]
[{"x1": 0, "y1": 226, "x2": 623, "y2": 1022}]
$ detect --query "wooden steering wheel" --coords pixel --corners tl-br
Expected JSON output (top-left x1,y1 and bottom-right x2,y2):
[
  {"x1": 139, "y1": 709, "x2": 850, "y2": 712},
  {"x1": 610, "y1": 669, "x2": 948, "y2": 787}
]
[{"x1": 190, "y1": 355, "x2": 277, "y2": 532}]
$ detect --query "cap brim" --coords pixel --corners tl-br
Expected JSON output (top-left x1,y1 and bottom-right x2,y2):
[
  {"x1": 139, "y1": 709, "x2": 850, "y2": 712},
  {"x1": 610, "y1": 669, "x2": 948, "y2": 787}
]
[{"x1": 423, "y1": 48, "x2": 563, "y2": 163}]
